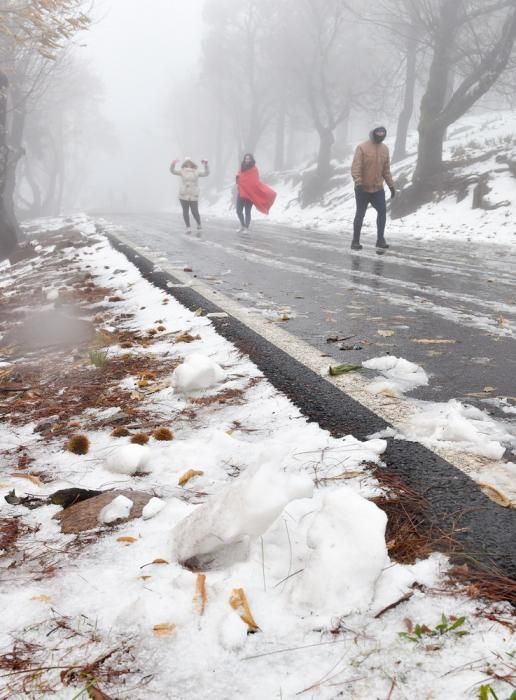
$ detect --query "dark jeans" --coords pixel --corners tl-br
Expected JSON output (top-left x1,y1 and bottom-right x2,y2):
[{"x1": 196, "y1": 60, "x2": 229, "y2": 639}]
[
  {"x1": 236, "y1": 196, "x2": 253, "y2": 228},
  {"x1": 180, "y1": 199, "x2": 201, "y2": 228},
  {"x1": 353, "y1": 188, "x2": 386, "y2": 242}
]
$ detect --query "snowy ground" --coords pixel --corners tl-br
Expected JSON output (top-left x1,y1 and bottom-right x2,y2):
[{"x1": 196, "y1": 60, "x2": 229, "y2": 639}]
[
  {"x1": 208, "y1": 111, "x2": 516, "y2": 246},
  {"x1": 0, "y1": 216, "x2": 514, "y2": 699}
]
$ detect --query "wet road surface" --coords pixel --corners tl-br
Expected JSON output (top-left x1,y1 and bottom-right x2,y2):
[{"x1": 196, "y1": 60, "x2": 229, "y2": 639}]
[{"x1": 105, "y1": 212, "x2": 516, "y2": 419}]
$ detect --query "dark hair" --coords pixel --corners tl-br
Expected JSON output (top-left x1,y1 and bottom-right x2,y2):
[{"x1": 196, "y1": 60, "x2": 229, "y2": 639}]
[
  {"x1": 182, "y1": 159, "x2": 197, "y2": 169},
  {"x1": 240, "y1": 153, "x2": 256, "y2": 171}
]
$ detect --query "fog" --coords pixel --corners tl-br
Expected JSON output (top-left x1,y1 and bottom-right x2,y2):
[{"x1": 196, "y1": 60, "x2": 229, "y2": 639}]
[
  {"x1": 80, "y1": 0, "x2": 205, "y2": 212},
  {"x1": 3, "y1": 0, "x2": 516, "y2": 229}
]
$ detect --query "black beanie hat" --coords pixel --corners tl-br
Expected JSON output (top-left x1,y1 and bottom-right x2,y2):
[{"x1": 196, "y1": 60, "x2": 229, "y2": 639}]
[{"x1": 371, "y1": 126, "x2": 387, "y2": 142}]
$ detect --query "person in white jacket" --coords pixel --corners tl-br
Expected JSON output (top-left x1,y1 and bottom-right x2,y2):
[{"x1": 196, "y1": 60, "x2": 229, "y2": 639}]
[{"x1": 170, "y1": 157, "x2": 210, "y2": 233}]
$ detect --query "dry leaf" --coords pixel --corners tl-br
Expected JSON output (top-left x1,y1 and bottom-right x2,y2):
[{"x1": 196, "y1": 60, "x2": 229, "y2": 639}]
[
  {"x1": 146, "y1": 381, "x2": 170, "y2": 394},
  {"x1": 413, "y1": 338, "x2": 456, "y2": 345},
  {"x1": 130, "y1": 391, "x2": 145, "y2": 401},
  {"x1": 178, "y1": 469, "x2": 204, "y2": 487},
  {"x1": 193, "y1": 573, "x2": 207, "y2": 616},
  {"x1": 140, "y1": 558, "x2": 169, "y2": 569},
  {"x1": 194, "y1": 308, "x2": 205, "y2": 316},
  {"x1": 229, "y1": 588, "x2": 259, "y2": 631},
  {"x1": 479, "y1": 483, "x2": 512, "y2": 508},
  {"x1": 377, "y1": 330, "x2": 395, "y2": 337},
  {"x1": 138, "y1": 575, "x2": 151, "y2": 581},
  {"x1": 117, "y1": 536, "x2": 138, "y2": 545},
  {"x1": 10, "y1": 472, "x2": 44, "y2": 487},
  {"x1": 31, "y1": 594, "x2": 51, "y2": 603},
  {"x1": 380, "y1": 387, "x2": 399, "y2": 398},
  {"x1": 153, "y1": 623, "x2": 176, "y2": 637},
  {"x1": 175, "y1": 332, "x2": 201, "y2": 343},
  {"x1": 87, "y1": 686, "x2": 114, "y2": 700}
]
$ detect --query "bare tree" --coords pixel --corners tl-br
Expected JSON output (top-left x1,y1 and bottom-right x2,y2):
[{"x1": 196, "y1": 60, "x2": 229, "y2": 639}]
[
  {"x1": 0, "y1": 0, "x2": 89, "y2": 259},
  {"x1": 413, "y1": 0, "x2": 516, "y2": 187}
]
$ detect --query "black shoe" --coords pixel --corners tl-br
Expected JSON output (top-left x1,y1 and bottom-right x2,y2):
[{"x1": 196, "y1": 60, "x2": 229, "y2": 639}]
[
  {"x1": 376, "y1": 239, "x2": 389, "y2": 249},
  {"x1": 351, "y1": 242, "x2": 363, "y2": 250}
]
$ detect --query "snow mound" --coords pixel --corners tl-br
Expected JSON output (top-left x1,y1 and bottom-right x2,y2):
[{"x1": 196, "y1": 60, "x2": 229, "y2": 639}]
[
  {"x1": 105, "y1": 444, "x2": 151, "y2": 475},
  {"x1": 403, "y1": 399, "x2": 514, "y2": 460},
  {"x1": 291, "y1": 488, "x2": 388, "y2": 615},
  {"x1": 171, "y1": 463, "x2": 313, "y2": 568},
  {"x1": 46, "y1": 288, "x2": 59, "y2": 301},
  {"x1": 98, "y1": 495, "x2": 133, "y2": 524},
  {"x1": 363, "y1": 355, "x2": 428, "y2": 396},
  {"x1": 142, "y1": 497, "x2": 165, "y2": 520},
  {"x1": 172, "y1": 353, "x2": 225, "y2": 393}
]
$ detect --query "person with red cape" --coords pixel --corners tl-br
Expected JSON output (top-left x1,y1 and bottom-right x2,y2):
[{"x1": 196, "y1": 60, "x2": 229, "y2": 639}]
[{"x1": 235, "y1": 153, "x2": 276, "y2": 232}]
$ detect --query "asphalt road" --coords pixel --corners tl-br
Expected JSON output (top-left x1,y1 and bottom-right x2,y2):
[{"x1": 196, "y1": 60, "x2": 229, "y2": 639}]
[
  {"x1": 107, "y1": 228, "x2": 516, "y2": 581},
  {"x1": 105, "y1": 211, "x2": 516, "y2": 420}
]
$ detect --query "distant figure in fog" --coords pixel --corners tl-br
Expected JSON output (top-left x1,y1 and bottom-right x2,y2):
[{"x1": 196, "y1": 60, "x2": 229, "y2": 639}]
[
  {"x1": 351, "y1": 126, "x2": 395, "y2": 251},
  {"x1": 235, "y1": 153, "x2": 276, "y2": 233},
  {"x1": 170, "y1": 157, "x2": 209, "y2": 234}
]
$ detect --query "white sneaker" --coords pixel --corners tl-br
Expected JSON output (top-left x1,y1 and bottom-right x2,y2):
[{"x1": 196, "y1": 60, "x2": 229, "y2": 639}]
[
  {"x1": 185, "y1": 227, "x2": 191, "y2": 234},
  {"x1": 237, "y1": 226, "x2": 245, "y2": 233}
]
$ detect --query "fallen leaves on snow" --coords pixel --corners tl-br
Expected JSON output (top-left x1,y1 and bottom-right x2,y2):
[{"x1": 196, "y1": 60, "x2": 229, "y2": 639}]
[
  {"x1": 229, "y1": 588, "x2": 259, "y2": 631},
  {"x1": 178, "y1": 469, "x2": 204, "y2": 487}
]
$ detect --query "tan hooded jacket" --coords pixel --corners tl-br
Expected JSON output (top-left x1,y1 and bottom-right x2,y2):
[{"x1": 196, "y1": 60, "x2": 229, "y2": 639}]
[{"x1": 351, "y1": 139, "x2": 394, "y2": 193}]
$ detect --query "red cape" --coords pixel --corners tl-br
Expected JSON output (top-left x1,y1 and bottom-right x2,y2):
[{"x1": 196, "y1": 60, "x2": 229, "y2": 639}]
[{"x1": 237, "y1": 166, "x2": 277, "y2": 214}]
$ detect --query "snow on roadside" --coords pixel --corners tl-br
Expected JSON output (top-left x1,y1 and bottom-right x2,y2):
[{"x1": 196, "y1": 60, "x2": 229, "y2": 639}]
[
  {"x1": 0, "y1": 216, "x2": 513, "y2": 699},
  {"x1": 363, "y1": 355, "x2": 516, "y2": 503},
  {"x1": 208, "y1": 111, "x2": 516, "y2": 246}
]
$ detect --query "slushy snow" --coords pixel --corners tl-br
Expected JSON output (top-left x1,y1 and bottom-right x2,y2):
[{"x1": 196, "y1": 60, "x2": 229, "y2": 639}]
[
  {"x1": 98, "y1": 494, "x2": 134, "y2": 524},
  {"x1": 105, "y1": 443, "x2": 151, "y2": 475},
  {"x1": 172, "y1": 463, "x2": 314, "y2": 566},
  {"x1": 142, "y1": 496, "x2": 165, "y2": 520},
  {"x1": 172, "y1": 353, "x2": 225, "y2": 392},
  {"x1": 363, "y1": 355, "x2": 429, "y2": 396},
  {"x1": 403, "y1": 399, "x2": 514, "y2": 460},
  {"x1": 292, "y1": 488, "x2": 388, "y2": 615}
]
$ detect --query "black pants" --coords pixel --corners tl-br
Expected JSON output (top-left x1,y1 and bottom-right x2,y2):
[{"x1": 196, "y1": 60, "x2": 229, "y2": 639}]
[
  {"x1": 353, "y1": 189, "x2": 386, "y2": 242},
  {"x1": 180, "y1": 199, "x2": 201, "y2": 228},
  {"x1": 236, "y1": 196, "x2": 253, "y2": 228}
]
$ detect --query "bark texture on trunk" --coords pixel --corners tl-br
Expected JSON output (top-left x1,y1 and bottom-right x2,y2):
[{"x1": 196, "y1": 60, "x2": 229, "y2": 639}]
[{"x1": 0, "y1": 70, "x2": 18, "y2": 260}]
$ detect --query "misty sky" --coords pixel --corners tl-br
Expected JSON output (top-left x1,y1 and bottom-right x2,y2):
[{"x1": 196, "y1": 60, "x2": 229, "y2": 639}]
[{"x1": 81, "y1": 0, "x2": 206, "y2": 210}]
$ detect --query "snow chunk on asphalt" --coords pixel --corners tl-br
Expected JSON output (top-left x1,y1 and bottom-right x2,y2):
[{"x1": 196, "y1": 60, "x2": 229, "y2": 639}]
[
  {"x1": 363, "y1": 356, "x2": 428, "y2": 396},
  {"x1": 292, "y1": 488, "x2": 388, "y2": 615},
  {"x1": 105, "y1": 444, "x2": 151, "y2": 475},
  {"x1": 172, "y1": 464, "x2": 313, "y2": 568},
  {"x1": 142, "y1": 497, "x2": 165, "y2": 520},
  {"x1": 98, "y1": 495, "x2": 133, "y2": 524},
  {"x1": 172, "y1": 353, "x2": 225, "y2": 393},
  {"x1": 403, "y1": 399, "x2": 513, "y2": 460}
]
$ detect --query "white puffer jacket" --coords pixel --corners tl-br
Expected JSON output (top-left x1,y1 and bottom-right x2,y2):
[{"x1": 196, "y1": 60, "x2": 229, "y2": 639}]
[{"x1": 170, "y1": 162, "x2": 209, "y2": 201}]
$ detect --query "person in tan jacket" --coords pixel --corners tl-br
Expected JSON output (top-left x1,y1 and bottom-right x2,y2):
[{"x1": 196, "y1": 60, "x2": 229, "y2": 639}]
[{"x1": 350, "y1": 126, "x2": 395, "y2": 251}]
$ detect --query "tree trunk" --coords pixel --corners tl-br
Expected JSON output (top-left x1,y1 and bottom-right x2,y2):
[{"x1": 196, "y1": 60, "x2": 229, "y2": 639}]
[
  {"x1": 393, "y1": 9, "x2": 418, "y2": 163},
  {"x1": 285, "y1": 117, "x2": 296, "y2": 169},
  {"x1": 0, "y1": 70, "x2": 18, "y2": 260},
  {"x1": 214, "y1": 100, "x2": 225, "y2": 190},
  {"x1": 5, "y1": 97, "x2": 26, "y2": 232},
  {"x1": 413, "y1": 1, "x2": 459, "y2": 185},
  {"x1": 274, "y1": 96, "x2": 286, "y2": 171},
  {"x1": 316, "y1": 126, "x2": 334, "y2": 180}
]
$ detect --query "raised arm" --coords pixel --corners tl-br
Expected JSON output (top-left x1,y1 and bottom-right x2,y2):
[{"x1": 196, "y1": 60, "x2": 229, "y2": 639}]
[
  {"x1": 169, "y1": 160, "x2": 181, "y2": 175},
  {"x1": 199, "y1": 160, "x2": 210, "y2": 177}
]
